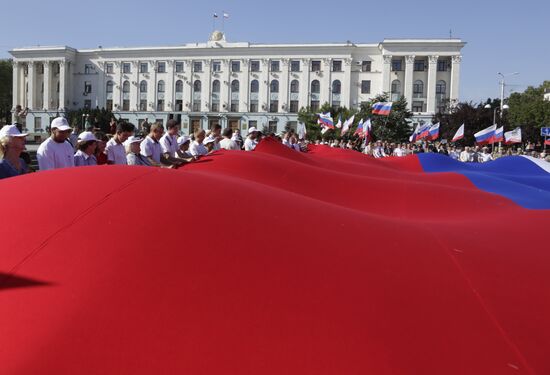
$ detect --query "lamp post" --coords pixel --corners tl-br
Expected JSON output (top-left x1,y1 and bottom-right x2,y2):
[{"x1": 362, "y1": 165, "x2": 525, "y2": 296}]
[
  {"x1": 498, "y1": 72, "x2": 519, "y2": 116},
  {"x1": 484, "y1": 103, "x2": 509, "y2": 125}
]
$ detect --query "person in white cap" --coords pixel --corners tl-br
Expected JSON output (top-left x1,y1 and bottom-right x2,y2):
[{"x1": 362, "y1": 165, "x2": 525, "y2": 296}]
[
  {"x1": 231, "y1": 129, "x2": 243, "y2": 149},
  {"x1": 0, "y1": 124, "x2": 29, "y2": 179},
  {"x1": 105, "y1": 122, "x2": 135, "y2": 165},
  {"x1": 244, "y1": 127, "x2": 259, "y2": 151},
  {"x1": 219, "y1": 128, "x2": 240, "y2": 150},
  {"x1": 189, "y1": 129, "x2": 208, "y2": 157},
  {"x1": 74, "y1": 131, "x2": 98, "y2": 167},
  {"x1": 125, "y1": 136, "x2": 151, "y2": 166},
  {"x1": 37, "y1": 117, "x2": 75, "y2": 171},
  {"x1": 204, "y1": 136, "x2": 217, "y2": 153},
  {"x1": 177, "y1": 136, "x2": 193, "y2": 159}
]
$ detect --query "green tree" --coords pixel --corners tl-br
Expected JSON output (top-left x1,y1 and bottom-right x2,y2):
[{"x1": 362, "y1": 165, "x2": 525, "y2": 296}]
[
  {"x1": 65, "y1": 107, "x2": 115, "y2": 133},
  {"x1": 507, "y1": 81, "x2": 550, "y2": 142},
  {"x1": 0, "y1": 59, "x2": 13, "y2": 125},
  {"x1": 433, "y1": 101, "x2": 495, "y2": 145}
]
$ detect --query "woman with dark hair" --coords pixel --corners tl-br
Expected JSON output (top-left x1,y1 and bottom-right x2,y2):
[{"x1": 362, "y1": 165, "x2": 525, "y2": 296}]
[
  {"x1": 93, "y1": 131, "x2": 109, "y2": 165},
  {"x1": 74, "y1": 132, "x2": 98, "y2": 167}
]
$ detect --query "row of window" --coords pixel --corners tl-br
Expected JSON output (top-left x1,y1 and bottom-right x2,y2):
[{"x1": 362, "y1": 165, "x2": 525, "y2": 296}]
[
  {"x1": 391, "y1": 59, "x2": 450, "y2": 72},
  {"x1": 103, "y1": 59, "x2": 374, "y2": 74},
  {"x1": 103, "y1": 79, "x2": 372, "y2": 95},
  {"x1": 390, "y1": 79, "x2": 447, "y2": 96}
]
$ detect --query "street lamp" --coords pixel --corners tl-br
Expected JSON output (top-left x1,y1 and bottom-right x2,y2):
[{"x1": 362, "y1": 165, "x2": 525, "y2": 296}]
[
  {"x1": 484, "y1": 103, "x2": 509, "y2": 124},
  {"x1": 497, "y1": 72, "x2": 519, "y2": 115}
]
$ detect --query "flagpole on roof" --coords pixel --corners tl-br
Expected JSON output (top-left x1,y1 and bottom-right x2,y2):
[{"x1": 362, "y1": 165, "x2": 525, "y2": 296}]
[{"x1": 222, "y1": 10, "x2": 225, "y2": 32}]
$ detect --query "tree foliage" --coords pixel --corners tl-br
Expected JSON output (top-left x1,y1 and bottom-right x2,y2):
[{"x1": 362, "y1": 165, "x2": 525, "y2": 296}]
[
  {"x1": 507, "y1": 81, "x2": 550, "y2": 142},
  {"x1": 0, "y1": 59, "x2": 12, "y2": 125}
]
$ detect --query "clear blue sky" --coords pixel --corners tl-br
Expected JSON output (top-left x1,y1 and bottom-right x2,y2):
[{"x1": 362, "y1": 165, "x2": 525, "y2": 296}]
[{"x1": 1, "y1": 0, "x2": 548, "y2": 103}]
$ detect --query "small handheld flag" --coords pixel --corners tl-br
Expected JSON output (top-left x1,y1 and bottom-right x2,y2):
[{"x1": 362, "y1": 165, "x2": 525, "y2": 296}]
[{"x1": 452, "y1": 124, "x2": 465, "y2": 142}]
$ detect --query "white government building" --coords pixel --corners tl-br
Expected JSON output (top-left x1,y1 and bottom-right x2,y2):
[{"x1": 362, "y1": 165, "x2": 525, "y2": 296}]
[{"x1": 10, "y1": 32, "x2": 465, "y2": 136}]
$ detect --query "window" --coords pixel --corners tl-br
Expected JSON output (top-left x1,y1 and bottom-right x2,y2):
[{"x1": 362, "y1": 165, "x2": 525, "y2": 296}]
[
  {"x1": 436, "y1": 80, "x2": 447, "y2": 95},
  {"x1": 212, "y1": 80, "x2": 220, "y2": 93},
  {"x1": 391, "y1": 59, "x2": 402, "y2": 71},
  {"x1": 192, "y1": 101, "x2": 201, "y2": 112},
  {"x1": 175, "y1": 61, "x2": 184, "y2": 73},
  {"x1": 249, "y1": 101, "x2": 258, "y2": 112},
  {"x1": 53, "y1": 63, "x2": 60, "y2": 75},
  {"x1": 157, "y1": 62, "x2": 166, "y2": 73},
  {"x1": 412, "y1": 101, "x2": 424, "y2": 112},
  {"x1": 193, "y1": 61, "x2": 203, "y2": 72},
  {"x1": 269, "y1": 100, "x2": 278, "y2": 113},
  {"x1": 311, "y1": 80, "x2": 320, "y2": 93},
  {"x1": 157, "y1": 80, "x2": 165, "y2": 93},
  {"x1": 123, "y1": 63, "x2": 131, "y2": 74},
  {"x1": 332, "y1": 60, "x2": 342, "y2": 72},
  {"x1": 231, "y1": 80, "x2": 239, "y2": 92},
  {"x1": 84, "y1": 81, "x2": 92, "y2": 94},
  {"x1": 250, "y1": 80, "x2": 259, "y2": 93},
  {"x1": 106, "y1": 81, "x2": 114, "y2": 93},
  {"x1": 175, "y1": 80, "x2": 183, "y2": 93},
  {"x1": 289, "y1": 100, "x2": 299, "y2": 113},
  {"x1": 290, "y1": 80, "x2": 299, "y2": 93},
  {"x1": 230, "y1": 102, "x2": 239, "y2": 112},
  {"x1": 157, "y1": 100, "x2": 164, "y2": 111},
  {"x1": 105, "y1": 63, "x2": 114, "y2": 74},
  {"x1": 332, "y1": 80, "x2": 341, "y2": 94},
  {"x1": 231, "y1": 60, "x2": 240, "y2": 72},
  {"x1": 84, "y1": 64, "x2": 94, "y2": 74},
  {"x1": 248, "y1": 120, "x2": 258, "y2": 130},
  {"x1": 212, "y1": 61, "x2": 221, "y2": 72},
  {"x1": 362, "y1": 61, "x2": 371, "y2": 72},
  {"x1": 211, "y1": 103, "x2": 219, "y2": 112},
  {"x1": 270, "y1": 80, "x2": 279, "y2": 93},
  {"x1": 361, "y1": 80, "x2": 371, "y2": 94},
  {"x1": 268, "y1": 121, "x2": 277, "y2": 133},
  {"x1": 123, "y1": 99, "x2": 130, "y2": 111},
  {"x1": 391, "y1": 80, "x2": 401, "y2": 94},
  {"x1": 437, "y1": 60, "x2": 447, "y2": 71},
  {"x1": 122, "y1": 81, "x2": 130, "y2": 93},
  {"x1": 107, "y1": 100, "x2": 113, "y2": 111},
  {"x1": 194, "y1": 80, "x2": 201, "y2": 92},
  {"x1": 311, "y1": 60, "x2": 321, "y2": 71},
  {"x1": 270, "y1": 60, "x2": 280, "y2": 72},
  {"x1": 414, "y1": 60, "x2": 425, "y2": 71},
  {"x1": 250, "y1": 60, "x2": 260, "y2": 72},
  {"x1": 175, "y1": 100, "x2": 183, "y2": 111},
  {"x1": 140, "y1": 63, "x2": 148, "y2": 73},
  {"x1": 139, "y1": 100, "x2": 147, "y2": 111},
  {"x1": 291, "y1": 60, "x2": 300, "y2": 72},
  {"x1": 413, "y1": 80, "x2": 424, "y2": 96},
  {"x1": 310, "y1": 100, "x2": 320, "y2": 111},
  {"x1": 35, "y1": 117, "x2": 42, "y2": 131},
  {"x1": 84, "y1": 99, "x2": 92, "y2": 109},
  {"x1": 139, "y1": 80, "x2": 147, "y2": 93}
]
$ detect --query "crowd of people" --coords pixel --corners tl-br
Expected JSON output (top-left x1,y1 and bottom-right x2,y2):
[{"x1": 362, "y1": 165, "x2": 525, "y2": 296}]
[{"x1": 0, "y1": 116, "x2": 548, "y2": 180}]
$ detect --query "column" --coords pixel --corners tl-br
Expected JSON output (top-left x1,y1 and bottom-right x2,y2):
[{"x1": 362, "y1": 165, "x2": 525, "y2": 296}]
[
  {"x1": 260, "y1": 58, "x2": 269, "y2": 112},
  {"x1": 240, "y1": 59, "x2": 249, "y2": 113},
  {"x1": 27, "y1": 62, "x2": 35, "y2": 110},
  {"x1": 427, "y1": 55, "x2": 438, "y2": 114},
  {"x1": 43, "y1": 61, "x2": 51, "y2": 110},
  {"x1": 343, "y1": 58, "x2": 352, "y2": 108},
  {"x1": 404, "y1": 55, "x2": 415, "y2": 110},
  {"x1": 381, "y1": 55, "x2": 392, "y2": 94},
  {"x1": 220, "y1": 59, "x2": 230, "y2": 112},
  {"x1": 59, "y1": 60, "x2": 66, "y2": 110},
  {"x1": 97, "y1": 61, "x2": 105, "y2": 109},
  {"x1": 321, "y1": 58, "x2": 331, "y2": 106},
  {"x1": 450, "y1": 55, "x2": 462, "y2": 105},
  {"x1": 202, "y1": 59, "x2": 211, "y2": 112},
  {"x1": 12, "y1": 61, "x2": 20, "y2": 112},
  {"x1": 166, "y1": 60, "x2": 175, "y2": 112},
  {"x1": 280, "y1": 58, "x2": 289, "y2": 113},
  {"x1": 300, "y1": 58, "x2": 310, "y2": 109}
]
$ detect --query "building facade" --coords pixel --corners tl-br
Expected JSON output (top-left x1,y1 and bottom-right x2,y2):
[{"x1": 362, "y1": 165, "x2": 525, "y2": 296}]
[{"x1": 10, "y1": 32, "x2": 465, "y2": 136}]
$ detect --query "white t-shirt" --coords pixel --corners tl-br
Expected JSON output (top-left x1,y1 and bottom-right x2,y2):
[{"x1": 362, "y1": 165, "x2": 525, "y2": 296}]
[
  {"x1": 219, "y1": 138, "x2": 240, "y2": 150},
  {"x1": 244, "y1": 137, "x2": 257, "y2": 151},
  {"x1": 37, "y1": 138, "x2": 75, "y2": 170},
  {"x1": 105, "y1": 138, "x2": 127, "y2": 165},
  {"x1": 459, "y1": 151, "x2": 472, "y2": 162},
  {"x1": 159, "y1": 133, "x2": 178, "y2": 158},
  {"x1": 140, "y1": 136, "x2": 162, "y2": 163},
  {"x1": 189, "y1": 141, "x2": 208, "y2": 157},
  {"x1": 393, "y1": 148, "x2": 405, "y2": 157}
]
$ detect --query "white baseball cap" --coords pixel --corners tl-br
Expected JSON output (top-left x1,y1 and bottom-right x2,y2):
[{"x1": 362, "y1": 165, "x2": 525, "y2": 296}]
[
  {"x1": 77, "y1": 131, "x2": 97, "y2": 143},
  {"x1": 123, "y1": 136, "x2": 143, "y2": 146},
  {"x1": 177, "y1": 135, "x2": 190, "y2": 146},
  {"x1": 0, "y1": 124, "x2": 27, "y2": 138},
  {"x1": 204, "y1": 136, "x2": 216, "y2": 145},
  {"x1": 51, "y1": 117, "x2": 72, "y2": 131},
  {"x1": 248, "y1": 127, "x2": 258, "y2": 134}
]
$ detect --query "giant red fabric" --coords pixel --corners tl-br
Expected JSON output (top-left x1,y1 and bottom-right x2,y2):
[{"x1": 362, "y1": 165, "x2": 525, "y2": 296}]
[{"x1": 1, "y1": 138, "x2": 549, "y2": 374}]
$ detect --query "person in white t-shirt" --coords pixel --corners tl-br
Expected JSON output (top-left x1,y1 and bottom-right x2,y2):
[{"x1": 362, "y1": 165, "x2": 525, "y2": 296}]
[
  {"x1": 480, "y1": 147, "x2": 493, "y2": 163},
  {"x1": 219, "y1": 128, "x2": 240, "y2": 150},
  {"x1": 37, "y1": 117, "x2": 76, "y2": 170},
  {"x1": 244, "y1": 127, "x2": 259, "y2": 151},
  {"x1": 189, "y1": 129, "x2": 208, "y2": 157},
  {"x1": 105, "y1": 122, "x2": 135, "y2": 165},
  {"x1": 159, "y1": 119, "x2": 188, "y2": 165},
  {"x1": 459, "y1": 146, "x2": 472, "y2": 162},
  {"x1": 141, "y1": 123, "x2": 179, "y2": 167},
  {"x1": 209, "y1": 124, "x2": 222, "y2": 151}
]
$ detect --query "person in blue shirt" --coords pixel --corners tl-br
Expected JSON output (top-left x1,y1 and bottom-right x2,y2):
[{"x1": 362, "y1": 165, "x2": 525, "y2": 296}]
[{"x1": 0, "y1": 125, "x2": 29, "y2": 179}]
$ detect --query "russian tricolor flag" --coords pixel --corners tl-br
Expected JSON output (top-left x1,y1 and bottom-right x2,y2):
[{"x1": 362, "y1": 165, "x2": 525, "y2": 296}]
[
  {"x1": 418, "y1": 123, "x2": 432, "y2": 140},
  {"x1": 318, "y1": 112, "x2": 334, "y2": 129},
  {"x1": 474, "y1": 125, "x2": 497, "y2": 145},
  {"x1": 427, "y1": 123, "x2": 440, "y2": 141},
  {"x1": 354, "y1": 119, "x2": 364, "y2": 136},
  {"x1": 493, "y1": 126, "x2": 504, "y2": 143},
  {"x1": 372, "y1": 102, "x2": 393, "y2": 116}
]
